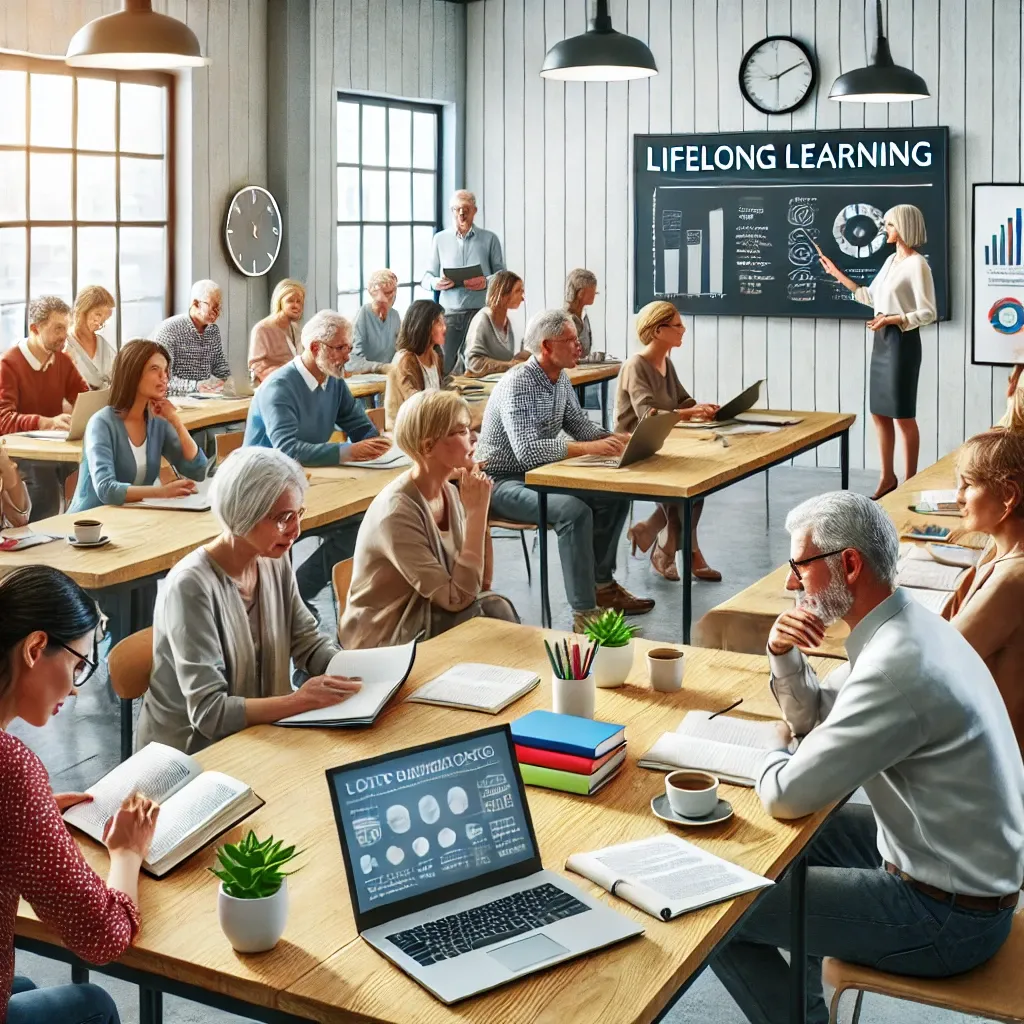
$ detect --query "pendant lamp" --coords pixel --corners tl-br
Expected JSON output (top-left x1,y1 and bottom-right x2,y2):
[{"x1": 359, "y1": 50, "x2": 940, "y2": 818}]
[
  {"x1": 829, "y1": 0, "x2": 928, "y2": 102},
  {"x1": 541, "y1": 0, "x2": 657, "y2": 82},
  {"x1": 66, "y1": 0, "x2": 209, "y2": 70}
]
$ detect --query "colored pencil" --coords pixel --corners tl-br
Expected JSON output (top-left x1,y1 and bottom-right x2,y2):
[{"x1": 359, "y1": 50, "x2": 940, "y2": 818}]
[
  {"x1": 582, "y1": 641, "x2": 599, "y2": 678},
  {"x1": 563, "y1": 638, "x2": 571, "y2": 675},
  {"x1": 553, "y1": 643, "x2": 565, "y2": 679},
  {"x1": 542, "y1": 640, "x2": 560, "y2": 678},
  {"x1": 572, "y1": 642, "x2": 581, "y2": 680}
]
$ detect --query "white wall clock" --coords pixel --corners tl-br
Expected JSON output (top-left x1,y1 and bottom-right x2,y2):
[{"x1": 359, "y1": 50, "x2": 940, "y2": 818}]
[{"x1": 225, "y1": 185, "x2": 282, "y2": 278}]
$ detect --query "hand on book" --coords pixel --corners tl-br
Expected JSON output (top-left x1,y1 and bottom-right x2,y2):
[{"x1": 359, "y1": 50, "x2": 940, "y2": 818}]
[
  {"x1": 102, "y1": 793, "x2": 160, "y2": 859},
  {"x1": 54, "y1": 792, "x2": 93, "y2": 812},
  {"x1": 768, "y1": 607, "x2": 827, "y2": 655},
  {"x1": 290, "y1": 674, "x2": 363, "y2": 714}
]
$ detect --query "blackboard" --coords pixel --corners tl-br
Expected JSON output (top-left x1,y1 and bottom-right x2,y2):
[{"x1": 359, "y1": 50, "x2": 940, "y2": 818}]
[{"x1": 633, "y1": 127, "x2": 949, "y2": 320}]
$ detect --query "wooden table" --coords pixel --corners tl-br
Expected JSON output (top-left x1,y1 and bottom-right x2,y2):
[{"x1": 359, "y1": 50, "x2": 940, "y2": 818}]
[
  {"x1": 16, "y1": 620, "x2": 838, "y2": 1024},
  {"x1": 695, "y1": 450, "x2": 979, "y2": 658},
  {"x1": 525, "y1": 411, "x2": 856, "y2": 643}
]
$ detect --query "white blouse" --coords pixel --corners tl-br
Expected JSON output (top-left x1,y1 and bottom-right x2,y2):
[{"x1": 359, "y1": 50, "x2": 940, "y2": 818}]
[
  {"x1": 129, "y1": 439, "x2": 147, "y2": 485},
  {"x1": 422, "y1": 364, "x2": 440, "y2": 391},
  {"x1": 853, "y1": 252, "x2": 937, "y2": 331},
  {"x1": 65, "y1": 331, "x2": 117, "y2": 389}
]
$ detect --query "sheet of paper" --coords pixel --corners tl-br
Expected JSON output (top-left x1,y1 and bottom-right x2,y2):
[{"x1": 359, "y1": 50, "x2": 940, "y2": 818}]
[
  {"x1": 896, "y1": 559, "x2": 963, "y2": 591},
  {"x1": 640, "y1": 733, "x2": 768, "y2": 785},
  {"x1": 410, "y1": 664, "x2": 538, "y2": 711},
  {"x1": 146, "y1": 771, "x2": 248, "y2": 864},
  {"x1": 733, "y1": 412, "x2": 803, "y2": 426},
  {"x1": 348, "y1": 448, "x2": 412, "y2": 470},
  {"x1": 918, "y1": 489, "x2": 958, "y2": 509},
  {"x1": 676, "y1": 711, "x2": 781, "y2": 750},
  {"x1": 21, "y1": 430, "x2": 68, "y2": 441},
  {"x1": 135, "y1": 478, "x2": 213, "y2": 511},
  {"x1": 902, "y1": 586, "x2": 953, "y2": 614},
  {"x1": 712, "y1": 423, "x2": 783, "y2": 436}
]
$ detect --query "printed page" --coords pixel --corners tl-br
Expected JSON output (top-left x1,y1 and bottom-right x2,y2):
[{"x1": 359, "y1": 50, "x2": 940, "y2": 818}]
[
  {"x1": 136, "y1": 478, "x2": 213, "y2": 511},
  {"x1": 676, "y1": 711, "x2": 782, "y2": 750},
  {"x1": 920, "y1": 489, "x2": 958, "y2": 508},
  {"x1": 409, "y1": 665, "x2": 539, "y2": 711},
  {"x1": 63, "y1": 743, "x2": 200, "y2": 841},
  {"x1": 640, "y1": 733, "x2": 768, "y2": 785},
  {"x1": 902, "y1": 587, "x2": 953, "y2": 615},
  {"x1": 349, "y1": 449, "x2": 412, "y2": 470},
  {"x1": 713, "y1": 423, "x2": 782, "y2": 436},
  {"x1": 22, "y1": 430, "x2": 68, "y2": 440},
  {"x1": 896, "y1": 559, "x2": 963, "y2": 591}
]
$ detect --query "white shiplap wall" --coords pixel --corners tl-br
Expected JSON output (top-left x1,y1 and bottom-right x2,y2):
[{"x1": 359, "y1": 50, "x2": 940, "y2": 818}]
[{"x1": 466, "y1": 0, "x2": 1018, "y2": 471}]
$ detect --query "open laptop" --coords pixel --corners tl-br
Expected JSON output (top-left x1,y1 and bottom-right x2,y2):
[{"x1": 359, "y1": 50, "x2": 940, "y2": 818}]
[
  {"x1": 22, "y1": 387, "x2": 110, "y2": 441},
  {"x1": 565, "y1": 409, "x2": 678, "y2": 469},
  {"x1": 713, "y1": 379, "x2": 764, "y2": 421},
  {"x1": 326, "y1": 724, "x2": 643, "y2": 1004}
]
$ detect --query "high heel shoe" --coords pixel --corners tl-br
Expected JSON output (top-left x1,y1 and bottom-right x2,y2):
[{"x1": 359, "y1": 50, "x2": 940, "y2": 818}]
[
  {"x1": 651, "y1": 540, "x2": 680, "y2": 581},
  {"x1": 627, "y1": 522, "x2": 658, "y2": 556},
  {"x1": 691, "y1": 548, "x2": 723, "y2": 582},
  {"x1": 871, "y1": 480, "x2": 898, "y2": 501}
]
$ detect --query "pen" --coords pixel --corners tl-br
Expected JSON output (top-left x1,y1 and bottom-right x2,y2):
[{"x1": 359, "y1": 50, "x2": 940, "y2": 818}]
[{"x1": 708, "y1": 698, "x2": 743, "y2": 720}]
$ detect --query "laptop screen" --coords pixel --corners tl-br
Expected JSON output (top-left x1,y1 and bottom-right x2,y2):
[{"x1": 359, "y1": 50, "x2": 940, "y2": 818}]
[{"x1": 327, "y1": 725, "x2": 539, "y2": 928}]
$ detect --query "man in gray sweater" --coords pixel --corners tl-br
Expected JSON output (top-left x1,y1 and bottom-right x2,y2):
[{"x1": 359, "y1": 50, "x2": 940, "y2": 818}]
[{"x1": 710, "y1": 491, "x2": 1024, "y2": 1024}]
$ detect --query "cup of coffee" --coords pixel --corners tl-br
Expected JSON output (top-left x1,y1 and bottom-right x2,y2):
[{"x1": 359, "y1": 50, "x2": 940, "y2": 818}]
[
  {"x1": 647, "y1": 648, "x2": 685, "y2": 692},
  {"x1": 552, "y1": 673, "x2": 595, "y2": 719},
  {"x1": 73, "y1": 519, "x2": 102, "y2": 544},
  {"x1": 665, "y1": 770, "x2": 719, "y2": 819}
]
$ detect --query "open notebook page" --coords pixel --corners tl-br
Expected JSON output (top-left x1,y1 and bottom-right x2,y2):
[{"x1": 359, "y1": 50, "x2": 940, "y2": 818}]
[
  {"x1": 676, "y1": 711, "x2": 782, "y2": 749},
  {"x1": 640, "y1": 734, "x2": 769, "y2": 785},
  {"x1": 896, "y1": 559, "x2": 964, "y2": 591},
  {"x1": 903, "y1": 587, "x2": 953, "y2": 615},
  {"x1": 136, "y1": 478, "x2": 213, "y2": 511},
  {"x1": 409, "y1": 664, "x2": 539, "y2": 712}
]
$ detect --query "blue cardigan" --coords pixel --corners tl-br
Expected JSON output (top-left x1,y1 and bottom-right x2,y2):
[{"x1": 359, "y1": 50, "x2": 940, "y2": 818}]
[
  {"x1": 69, "y1": 406, "x2": 209, "y2": 513},
  {"x1": 242, "y1": 360, "x2": 377, "y2": 467}
]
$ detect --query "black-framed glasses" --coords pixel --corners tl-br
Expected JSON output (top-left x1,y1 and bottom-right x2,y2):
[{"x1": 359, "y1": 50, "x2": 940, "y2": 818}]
[
  {"x1": 57, "y1": 638, "x2": 99, "y2": 687},
  {"x1": 788, "y1": 549, "x2": 846, "y2": 581}
]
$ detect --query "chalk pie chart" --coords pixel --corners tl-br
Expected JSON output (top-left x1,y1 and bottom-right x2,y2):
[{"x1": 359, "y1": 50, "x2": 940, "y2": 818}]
[{"x1": 833, "y1": 203, "x2": 885, "y2": 259}]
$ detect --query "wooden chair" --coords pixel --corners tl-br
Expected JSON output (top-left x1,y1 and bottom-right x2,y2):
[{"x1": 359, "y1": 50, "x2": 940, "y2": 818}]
[
  {"x1": 488, "y1": 518, "x2": 536, "y2": 584},
  {"x1": 823, "y1": 909, "x2": 1024, "y2": 1023},
  {"x1": 332, "y1": 558, "x2": 354, "y2": 640},
  {"x1": 367, "y1": 406, "x2": 386, "y2": 432},
  {"x1": 215, "y1": 429, "x2": 244, "y2": 463},
  {"x1": 108, "y1": 627, "x2": 154, "y2": 763}
]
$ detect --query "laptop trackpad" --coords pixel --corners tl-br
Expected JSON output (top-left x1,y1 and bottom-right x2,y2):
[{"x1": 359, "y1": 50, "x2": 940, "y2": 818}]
[{"x1": 487, "y1": 933, "x2": 568, "y2": 973}]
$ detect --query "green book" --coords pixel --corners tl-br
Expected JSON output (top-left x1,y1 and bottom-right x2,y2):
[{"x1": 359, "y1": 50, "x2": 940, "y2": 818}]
[{"x1": 519, "y1": 748, "x2": 626, "y2": 795}]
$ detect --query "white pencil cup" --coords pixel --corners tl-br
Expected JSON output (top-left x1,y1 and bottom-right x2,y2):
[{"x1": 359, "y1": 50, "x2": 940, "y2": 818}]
[{"x1": 552, "y1": 673, "x2": 596, "y2": 719}]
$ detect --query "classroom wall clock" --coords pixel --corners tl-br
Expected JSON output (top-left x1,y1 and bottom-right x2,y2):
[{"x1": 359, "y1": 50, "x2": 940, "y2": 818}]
[
  {"x1": 225, "y1": 185, "x2": 282, "y2": 277},
  {"x1": 739, "y1": 36, "x2": 817, "y2": 115}
]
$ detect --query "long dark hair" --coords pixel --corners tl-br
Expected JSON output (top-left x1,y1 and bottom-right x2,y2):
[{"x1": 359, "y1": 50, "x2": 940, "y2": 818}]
[
  {"x1": 109, "y1": 339, "x2": 171, "y2": 413},
  {"x1": 395, "y1": 300, "x2": 444, "y2": 357},
  {"x1": 0, "y1": 567, "x2": 101, "y2": 696}
]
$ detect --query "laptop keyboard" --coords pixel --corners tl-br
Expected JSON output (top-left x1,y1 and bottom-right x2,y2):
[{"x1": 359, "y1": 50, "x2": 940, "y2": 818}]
[{"x1": 385, "y1": 882, "x2": 590, "y2": 966}]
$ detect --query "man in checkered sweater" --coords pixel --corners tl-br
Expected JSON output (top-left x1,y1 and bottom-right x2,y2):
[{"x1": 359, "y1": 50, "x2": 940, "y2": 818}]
[
  {"x1": 151, "y1": 279, "x2": 231, "y2": 396},
  {"x1": 476, "y1": 308, "x2": 654, "y2": 631}
]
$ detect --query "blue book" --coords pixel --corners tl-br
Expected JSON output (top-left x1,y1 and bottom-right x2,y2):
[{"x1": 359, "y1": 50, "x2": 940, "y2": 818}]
[{"x1": 511, "y1": 710, "x2": 625, "y2": 759}]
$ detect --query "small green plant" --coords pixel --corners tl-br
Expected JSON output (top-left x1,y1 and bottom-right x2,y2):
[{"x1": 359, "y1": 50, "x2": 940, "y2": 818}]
[
  {"x1": 583, "y1": 609, "x2": 639, "y2": 649},
  {"x1": 211, "y1": 831, "x2": 302, "y2": 900}
]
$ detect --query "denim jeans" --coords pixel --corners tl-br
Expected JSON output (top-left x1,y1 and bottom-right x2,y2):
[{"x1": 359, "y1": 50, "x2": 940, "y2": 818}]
[
  {"x1": 8, "y1": 976, "x2": 119, "y2": 1024},
  {"x1": 710, "y1": 803, "x2": 1016, "y2": 1024},
  {"x1": 490, "y1": 476, "x2": 629, "y2": 611},
  {"x1": 21, "y1": 460, "x2": 75, "y2": 521},
  {"x1": 442, "y1": 309, "x2": 475, "y2": 375},
  {"x1": 294, "y1": 517, "x2": 362, "y2": 613}
]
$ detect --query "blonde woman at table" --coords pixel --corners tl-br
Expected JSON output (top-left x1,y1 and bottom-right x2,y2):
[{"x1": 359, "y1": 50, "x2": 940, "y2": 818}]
[
  {"x1": 0, "y1": 566, "x2": 158, "y2": 1023},
  {"x1": 69, "y1": 340, "x2": 208, "y2": 513},
  {"x1": 384, "y1": 299, "x2": 447, "y2": 430},
  {"x1": 137, "y1": 447, "x2": 361, "y2": 754},
  {"x1": 819, "y1": 204, "x2": 937, "y2": 500},
  {"x1": 462, "y1": 270, "x2": 530, "y2": 376},
  {"x1": 0, "y1": 439, "x2": 30, "y2": 528},
  {"x1": 247, "y1": 278, "x2": 305, "y2": 384},
  {"x1": 65, "y1": 285, "x2": 116, "y2": 390},
  {"x1": 617, "y1": 301, "x2": 721, "y2": 582},
  {"x1": 944, "y1": 428, "x2": 1024, "y2": 752},
  {"x1": 341, "y1": 390, "x2": 518, "y2": 648}
]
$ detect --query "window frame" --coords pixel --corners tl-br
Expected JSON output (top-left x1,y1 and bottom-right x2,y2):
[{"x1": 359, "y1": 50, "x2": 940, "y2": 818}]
[
  {"x1": 0, "y1": 52, "x2": 174, "y2": 349},
  {"x1": 335, "y1": 91, "x2": 443, "y2": 315}
]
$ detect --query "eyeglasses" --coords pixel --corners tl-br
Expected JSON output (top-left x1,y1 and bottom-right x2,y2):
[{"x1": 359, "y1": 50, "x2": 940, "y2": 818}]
[
  {"x1": 57, "y1": 638, "x2": 99, "y2": 687},
  {"x1": 450, "y1": 205, "x2": 474, "y2": 214},
  {"x1": 268, "y1": 507, "x2": 305, "y2": 532},
  {"x1": 321, "y1": 341, "x2": 349, "y2": 353},
  {"x1": 788, "y1": 549, "x2": 846, "y2": 581}
]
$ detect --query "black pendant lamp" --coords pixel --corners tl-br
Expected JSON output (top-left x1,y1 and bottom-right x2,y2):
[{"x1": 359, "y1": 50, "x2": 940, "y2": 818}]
[
  {"x1": 541, "y1": 0, "x2": 657, "y2": 82},
  {"x1": 66, "y1": 0, "x2": 209, "y2": 70},
  {"x1": 829, "y1": 0, "x2": 928, "y2": 102}
]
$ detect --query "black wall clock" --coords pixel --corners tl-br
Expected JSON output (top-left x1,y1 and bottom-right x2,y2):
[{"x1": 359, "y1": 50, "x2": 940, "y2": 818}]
[
  {"x1": 225, "y1": 185, "x2": 282, "y2": 278},
  {"x1": 739, "y1": 36, "x2": 816, "y2": 115}
]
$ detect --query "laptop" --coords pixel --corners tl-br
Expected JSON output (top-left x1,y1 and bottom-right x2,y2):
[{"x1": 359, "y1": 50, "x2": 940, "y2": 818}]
[
  {"x1": 23, "y1": 388, "x2": 110, "y2": 441},
  {"x1": 326, "y1": 725, "x2": 643, "y2": 1004},
  {"x1": 565, "y1": 409, "x2": 678, "y2": 468},
  {"x1": 713, "y1": 379, "x2": 764, "y2": 422}
]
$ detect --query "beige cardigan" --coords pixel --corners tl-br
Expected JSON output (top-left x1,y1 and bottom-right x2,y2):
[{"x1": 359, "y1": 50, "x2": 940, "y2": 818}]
[
  {"x1": 339, "y1": 471, "x2": 491, "y2": 648},
  {"x1": 248, "y1": 318, "x2": 300, "y2": 383},
  {"x1": 384, "y1": 348, "x2": 445, "y2": 430}
]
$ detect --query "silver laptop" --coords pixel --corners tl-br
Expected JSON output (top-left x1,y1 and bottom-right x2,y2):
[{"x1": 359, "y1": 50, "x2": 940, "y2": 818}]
[
  {"x1": 326, "y1": 725, "x2": 643, "y2": 1005},
  {"x1": 23, "y1": 387, "x2": 110, "y2": 441},
  {"x1": 567, "y1": 409, "x2": 678, "y2": 468}
]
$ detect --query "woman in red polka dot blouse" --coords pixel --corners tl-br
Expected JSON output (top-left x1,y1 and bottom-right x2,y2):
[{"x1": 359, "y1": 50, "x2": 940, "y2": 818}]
[{"x1": 0, "y1": 566, "x2": 159, "y2": 1024}]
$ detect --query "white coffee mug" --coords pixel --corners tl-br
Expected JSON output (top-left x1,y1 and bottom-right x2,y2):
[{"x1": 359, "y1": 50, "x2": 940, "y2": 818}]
[
  {"x1": 552, "y1": 673, "x2": 595, "y2": 719},
  {"x1": 647, "y1": 648, "x2": 685, "y2": 692},
  {"x1": 665, "y1": 770, "x2": 719, "y2": 819},
  {"x1": 73, "y1": 519, "x2": 103, "y2": 544}
]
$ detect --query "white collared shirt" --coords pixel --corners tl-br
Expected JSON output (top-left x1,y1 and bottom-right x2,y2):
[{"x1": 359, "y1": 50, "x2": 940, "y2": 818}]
[
  {"x1": 18, "y1": 339, "x2": 52, "y2": 372},
  {"x1": 293, "y1": 354, "x2": 327, "y2": 392}
]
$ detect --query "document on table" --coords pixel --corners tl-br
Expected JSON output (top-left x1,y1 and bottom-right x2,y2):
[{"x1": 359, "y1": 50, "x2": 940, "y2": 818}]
[
  {"x1": 134, "y1": 478, "x2": 213, "y2": 512},
  {"x1": 902, "y1": 587, "x2": 954, "y2": 615},
  {"x1": 348, "y1": 448, "x2": 412, "y2": 470}
]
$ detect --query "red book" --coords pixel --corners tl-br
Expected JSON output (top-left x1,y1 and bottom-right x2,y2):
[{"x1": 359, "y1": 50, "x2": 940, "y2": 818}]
[{"x1": 515, "y1": 742, "x2": 625, "y2": 776}]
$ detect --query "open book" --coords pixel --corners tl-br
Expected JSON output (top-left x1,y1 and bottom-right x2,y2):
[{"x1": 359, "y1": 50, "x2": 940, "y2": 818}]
[
  {"x1": 895, "y1": 558, "x2": 964, "y2": 592},
  {"x1": 566, "y1": 834, "x2": 772, "y2": 921},
  {"x1": 406, "y1": 663, "x2": 540, "y2": 714},
  {"x1": 62, "y1": 742, "x2": 263, "y2": 878},
  {"x1": 134, "y1": 478, "x2": 213, "y2": 512},
  {"x1": 349, "y1": 448, "x2": 412, "y2": 470},
  {"x1": 638, "y1": 711, "x2": 783, "y2": 786},
  {"x1": 275, "y1": 640, "x2": 417, "y2": 726}
]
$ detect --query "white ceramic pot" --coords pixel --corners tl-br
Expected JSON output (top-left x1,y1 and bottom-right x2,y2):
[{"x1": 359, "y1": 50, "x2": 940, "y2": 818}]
[
  {"x1": 217, "y1": 878, "x2": 288, "y2": 953},
  {"x1": 591, "y1": 640, "x2": 635, "y2": 689}
]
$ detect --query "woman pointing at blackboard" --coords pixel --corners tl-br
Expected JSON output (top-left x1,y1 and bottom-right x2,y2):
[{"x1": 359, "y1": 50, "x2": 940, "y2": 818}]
[{"x1": 818, "y1": 204, "x2": 937, "y2": 500}]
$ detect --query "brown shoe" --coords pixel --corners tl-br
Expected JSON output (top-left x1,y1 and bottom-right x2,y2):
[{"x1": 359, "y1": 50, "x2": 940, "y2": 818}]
[
  {"x1": 596, "y1": 581, "x2": 655, "y2": 615},
  {"x1": 572, "y1": 608, "x2": 601, "y2": 633}
]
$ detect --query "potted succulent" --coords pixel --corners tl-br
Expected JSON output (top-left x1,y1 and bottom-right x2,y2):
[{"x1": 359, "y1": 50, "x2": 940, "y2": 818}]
[
  {"x1": 583, "y1": 609, "x2": 639, "y2": 689},
  {"x1": 212, "y1": 830, "x2": 301, "y2": 953}
]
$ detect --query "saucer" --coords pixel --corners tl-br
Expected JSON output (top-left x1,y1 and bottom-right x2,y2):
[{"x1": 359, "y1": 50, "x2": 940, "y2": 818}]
[
  {"x1": 651, "y1": 793, "x2": 734, "y2": 827},
  {"x1": 66, "y1": 534, "x2": 111, "y2": 549}
]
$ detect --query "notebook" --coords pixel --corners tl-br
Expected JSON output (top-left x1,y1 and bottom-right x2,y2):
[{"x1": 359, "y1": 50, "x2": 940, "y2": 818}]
[
  {"x1": 406, "y1": 663, "x2": 540, "y2": 714},
  {"x1": 519, "y1": 748, "x2": 627, "y2": 796},
  {"x1": 349, "y1": 448, "x2": 413, "y2": 470},
  {"x1": 895, "y1": 558, "x2": 965, "y2": 592},
  {"x1": 62, "y1": 742, "x2": 263, "y2": 878},
  {"x1": 135, "y1": 478, "x2": 213, "y2": 512},
  {"x1": 638, "y1": 711, "x2": 783, "y2": 786},
  {"x1": 511, "y1": 710, "x2": 625, "y2": 759},
  {"x1": 903, "y1": 587, "x2": 954, "y2": 615}
]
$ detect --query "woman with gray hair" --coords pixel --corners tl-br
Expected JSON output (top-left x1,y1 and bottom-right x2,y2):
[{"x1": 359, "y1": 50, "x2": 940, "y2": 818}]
[
  {"x1": 350, "y1": 269, "x2": 402, "y2": 373},
  {"x1": 564, "y1": 268, "x2": 599, "y2": 361},
  {"x1": 137, "y1": 447, "x2": 361, "y2": 753}
]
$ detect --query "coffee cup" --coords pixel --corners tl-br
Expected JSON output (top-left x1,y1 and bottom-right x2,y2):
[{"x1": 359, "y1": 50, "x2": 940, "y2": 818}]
[
  {"x1": 552, "y1": 673, "x2": 595, "y2": 719},
  {"x1": 665, "y1": 770, "x2": 719, "y2": 819},
  {"x1": 73, "y1": 519, "x2": 102, "y2": 544},
  {"x1": 647, "y1": 647, "x2": 685, "y2": 692}
]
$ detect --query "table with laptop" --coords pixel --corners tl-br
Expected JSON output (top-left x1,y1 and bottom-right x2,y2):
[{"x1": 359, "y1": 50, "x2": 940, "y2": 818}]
[{"x1": 16, "y1": 620, "x2": 839, "y2": 1024}]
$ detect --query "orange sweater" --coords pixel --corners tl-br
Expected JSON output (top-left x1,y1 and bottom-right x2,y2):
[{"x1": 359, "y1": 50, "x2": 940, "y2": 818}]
[{"x1": 0, "y1": 345, "x2": 88, "y2": 434}]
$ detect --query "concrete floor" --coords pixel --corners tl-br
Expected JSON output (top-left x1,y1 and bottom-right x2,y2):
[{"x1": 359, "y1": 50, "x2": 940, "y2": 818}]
[{"x1": 10, "y1": 463, "x2": 984, "y2": 1023}]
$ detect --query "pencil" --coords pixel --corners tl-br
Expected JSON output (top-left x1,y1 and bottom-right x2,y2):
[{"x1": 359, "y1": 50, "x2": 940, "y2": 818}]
[
  {"x1": 582, "y1": 641, "x2": 599, "y2": 677},
  {"x1": 572, "y1": 642, "x2": 581, "y2": 680},
  {"x1": 542, "y1": 640, "x2": 560, "y2": 678},
  {"x1": 708, "y1": 698, "x2": 743, "y2": 720},
  {"x1": 553, "y1": 644, "x2": 565, "y2": 680}
]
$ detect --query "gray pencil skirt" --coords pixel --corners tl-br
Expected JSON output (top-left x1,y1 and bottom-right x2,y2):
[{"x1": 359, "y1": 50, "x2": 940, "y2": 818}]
[{"x1": 869, "y1": 324, "x2": 921, "y2": 419}]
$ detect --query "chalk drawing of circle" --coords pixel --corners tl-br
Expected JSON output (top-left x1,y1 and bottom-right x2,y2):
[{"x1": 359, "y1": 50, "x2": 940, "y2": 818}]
[
  {"x1": 360, "y1": 855, "x2": 377, "y2": 875},
  {"x1": 447, "y1": 786, "x2": 469, "y2": 814},
  {"x1": 832, "y1": 203, "x2": 885, "y2": 259},
  {"x1": 412, "y1": 837, "x2": 430, "y2": 857},
  {"x1": 386, "y1": 804, "x2": 411, "y2": 834},
  {"x1": 787, "y1": 203, "x2": 814, "y2": 227},
  {"x1": 788, "y1": 242, "x2": 815, "y2": 266},
  {"x1": 386, "y1": 846, "x2": 405, "y2": 865},
  {"x1": 989, "y1": 298, "x2": 1024, "y2": 334},
  {"x1": 438, "y1": 828, "x2": 457, "y2": 848},
  {"x1": 418, "y1": 795, "x2": 441, "y2": 824}
]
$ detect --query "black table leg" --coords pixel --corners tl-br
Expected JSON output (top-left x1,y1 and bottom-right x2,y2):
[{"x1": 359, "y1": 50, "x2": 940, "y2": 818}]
[
  {"x1": 840, "y1": 429, "x2": 850, "y2": 490},
  {"x1": 71, "y1": 965, "x2": 89, "y2": 984},
  {"x1": 789, "y1": 855, "x2": 808, "y2": 1024},
  {"x1": 120, "y1": 698, "x2": 134, "y2": 762},
  {"x1": 681, "y1": 499, "x2": 693, "y2": 644},
  {"x1": 538, "y1": 491, "x2": 551, "y2": 628},
  {"x1": 600, "y1": 379, "x2": 610, "y2": 431},
  {"x1": 140, "y1": 988, "x2": 163, "y2": 1024}
]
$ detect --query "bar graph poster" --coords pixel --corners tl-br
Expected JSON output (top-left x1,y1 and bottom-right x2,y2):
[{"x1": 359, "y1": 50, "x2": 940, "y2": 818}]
[
  {"x1": 972, "y1": 184, "x2": 1024, "y2": 365},
  {"x1": 634, "y1": 128, "x2": 949, "y2": 320}
]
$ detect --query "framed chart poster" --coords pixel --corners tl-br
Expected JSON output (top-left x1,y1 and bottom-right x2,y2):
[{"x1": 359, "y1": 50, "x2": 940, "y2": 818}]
[{"x1": 973, "y1": 183, "x2": 1024, "y2": 365}]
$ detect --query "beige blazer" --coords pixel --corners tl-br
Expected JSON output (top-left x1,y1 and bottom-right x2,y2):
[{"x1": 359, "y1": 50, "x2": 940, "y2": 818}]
[
  {"x1": 384, "y1": 348, "x2": 445, "y2": 430},
  {"x1": 248, "y1": 319, "x2": 300, "y2": 383}
]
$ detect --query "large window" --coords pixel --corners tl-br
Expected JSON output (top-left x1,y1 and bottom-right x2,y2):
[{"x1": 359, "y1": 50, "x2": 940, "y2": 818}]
[
  {"x1": 0, "y1": 55, "x2": 172, "y2": 350},
  {"x1": 336, "y1": 94, "x2": 441, "y2": 319}
]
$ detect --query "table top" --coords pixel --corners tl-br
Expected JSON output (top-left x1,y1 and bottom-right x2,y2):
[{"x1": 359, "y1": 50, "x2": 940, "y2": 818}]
[
  {"x1": 16, "y1": 620, "x2": 837, "y2": 1021},
  {"x1": 346, "y1": 375, "x2": 388, "y2": 399},
  {"x1": 525, "y1": 411, "x2": 855, "y2": 500}
]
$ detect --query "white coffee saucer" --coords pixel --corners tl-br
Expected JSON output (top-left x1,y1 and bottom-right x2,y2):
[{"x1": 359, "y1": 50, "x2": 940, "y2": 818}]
[
  {"x1": 651, "y1": 793, "x2": 734, "y2": 827},
  {"x1": 66, "y1": 534, "x2": 111, "y2": 549}
]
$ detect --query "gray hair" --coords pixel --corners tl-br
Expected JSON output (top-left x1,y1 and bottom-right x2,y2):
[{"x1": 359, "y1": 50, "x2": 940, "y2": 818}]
[
  {"x1": 450, "y1": 189, "x2": 476, "y2": 208},
  {"x1": 27, "y1": 296, "x2": 71, "y2": 328},
  {"x1": 367, "y1": 269, "x2": 398, "y2": 293},
  {"x1": 523, "y1": 309, "x2": 575, "y2": 355},
  {"x1": 301, "y1": 309, "x2": 351, "y2": 349},
  {"x1": 785, "y1": 491, "x2": 899, "y2": 586},
  {"x1": 190, "y1": 279, "x2": 221, "y2": 304},
  {"x1": 211, "y1": 447, "x2": 308, "y2": 536},
  {"x1": 564, "y1": 268, "x2": 598, "y2": 306},
  {"x1": 884, "y1": 204, "x2": 927, "y2": 248}
]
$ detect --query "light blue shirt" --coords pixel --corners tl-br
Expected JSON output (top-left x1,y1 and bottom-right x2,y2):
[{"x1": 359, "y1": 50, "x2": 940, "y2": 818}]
[
  {"x1": 420, "y1": 226, "x2": 505, "y2": 312},
  {"x1": 350, "y1": 303, "x2": 401, "y2": 372}
]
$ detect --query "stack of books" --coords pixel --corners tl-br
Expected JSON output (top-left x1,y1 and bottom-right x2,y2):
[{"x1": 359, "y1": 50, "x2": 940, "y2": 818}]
[{"x1": 510, "y1": 709, "x2": 626, "y2": 796}]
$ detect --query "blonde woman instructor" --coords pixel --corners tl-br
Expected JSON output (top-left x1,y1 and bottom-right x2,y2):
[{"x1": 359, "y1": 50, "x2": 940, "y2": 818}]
[{"x1": 818, "y1": 203, "x2": 937, "y2": 499}]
